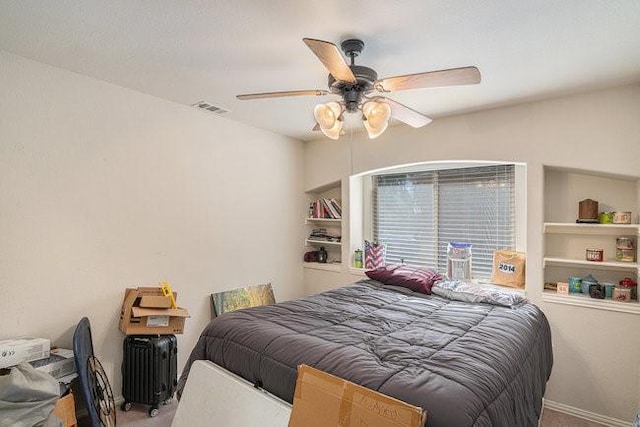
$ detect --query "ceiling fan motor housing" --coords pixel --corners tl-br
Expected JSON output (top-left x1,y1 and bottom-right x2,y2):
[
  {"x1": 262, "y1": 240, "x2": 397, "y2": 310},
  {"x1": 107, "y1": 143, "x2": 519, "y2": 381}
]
[
  {"x1": 329, "y1": 65, "x2": 377, "y2": 112},
  {"x1": 341, "y1": 39, "x2": 365, "y2": 58},
  {"x1": 328, "y1": 39, "x2": 378, "y2": 113}
]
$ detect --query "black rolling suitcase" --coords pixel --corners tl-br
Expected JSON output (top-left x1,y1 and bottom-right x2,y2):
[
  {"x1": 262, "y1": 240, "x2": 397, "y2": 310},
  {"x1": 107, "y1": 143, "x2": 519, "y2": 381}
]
[{"x1": 121, "y1": 334, "x2": 177, "y2": 417}]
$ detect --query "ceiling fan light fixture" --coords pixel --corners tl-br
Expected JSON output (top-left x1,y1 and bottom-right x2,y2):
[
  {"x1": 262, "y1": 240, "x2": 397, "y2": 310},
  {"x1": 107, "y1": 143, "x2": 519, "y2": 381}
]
[
  {"x1": 362, "y1": 100, "x2": 391, "y2": 139},
  {"x1": 313, "y1": 101, "x2": 342, "y2": 128},
  {"x1": 322, "y1": 119, "x2": 343, "y2": 140},
  {"x1": 314, "y1": 101, "x2": 343, "y2": 140}
]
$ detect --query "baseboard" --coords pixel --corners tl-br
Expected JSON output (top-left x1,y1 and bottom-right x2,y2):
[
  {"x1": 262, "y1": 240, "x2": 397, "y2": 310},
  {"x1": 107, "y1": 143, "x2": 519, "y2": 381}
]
[{"x1": 544, "y1": 399, "x2": 630, "y2": 427}]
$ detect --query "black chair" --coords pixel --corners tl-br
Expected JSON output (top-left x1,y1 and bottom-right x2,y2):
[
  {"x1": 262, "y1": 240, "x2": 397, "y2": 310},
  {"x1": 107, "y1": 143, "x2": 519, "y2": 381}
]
[{"x1": 73, "y1": 317, "x2": 117, "y2": 427}]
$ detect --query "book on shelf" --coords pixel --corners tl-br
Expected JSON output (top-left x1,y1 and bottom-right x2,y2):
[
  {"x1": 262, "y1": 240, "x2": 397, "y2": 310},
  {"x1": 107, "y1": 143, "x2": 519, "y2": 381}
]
[
  {"x1": 308, "y1": 198, "x2": 342, "y2": 219},
  {"x1": 330, "y1": 198, "x2": 342, "y2": 217},
  {"x1": 322, "y1": 198, "x2": 341, "y2": 219}
]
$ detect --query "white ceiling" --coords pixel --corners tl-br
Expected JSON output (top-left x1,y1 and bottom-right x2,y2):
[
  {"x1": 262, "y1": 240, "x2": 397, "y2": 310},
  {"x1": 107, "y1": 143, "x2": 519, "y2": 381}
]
[{"x1": 1, "y1": 1, "x2": 639, "y2": 141}]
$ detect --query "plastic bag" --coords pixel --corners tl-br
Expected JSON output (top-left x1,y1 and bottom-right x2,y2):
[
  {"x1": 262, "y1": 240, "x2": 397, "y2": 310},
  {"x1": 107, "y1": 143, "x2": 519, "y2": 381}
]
[{"x1": 0, "y1": 362, "x2": 60, "y2": 427}]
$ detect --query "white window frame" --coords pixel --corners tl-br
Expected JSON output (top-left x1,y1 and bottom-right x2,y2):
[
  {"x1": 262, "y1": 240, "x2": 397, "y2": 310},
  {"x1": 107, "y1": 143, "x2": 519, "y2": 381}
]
[{"x1": 350, "y1": 161, "x2": 526, "y2": 278}]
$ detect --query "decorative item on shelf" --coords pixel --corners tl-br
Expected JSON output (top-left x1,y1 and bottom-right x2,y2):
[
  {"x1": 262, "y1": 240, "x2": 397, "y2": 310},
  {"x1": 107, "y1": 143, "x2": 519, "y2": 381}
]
[
  {"x1": 616, "y1": 249, "x2": 636, "y2": 263},
  {"x1": 568, "y1": 276, "x2": 582, "y2": 293},
  {"x1": 616, "y1": 237, "x2": 635, "y2": 249},
  {"x1": 364, "y1": 240, "x2": 386, "y2": 270},
  {"x1": 354, "y1": 249, "x2": 363, "y2": 268},
  {"x1": 619, "y1": 277, "x2": 637, "y2": 300},
  {"x1": 598, "y1": 212, "x2": 613, "y2": 224},
  {"x1": 613, "y1": 287, "x2": 632, "y2": 302},
  {"x1": 304, "y1": 251, "x2": 319, "y2": 262},
  {"x1": 612, "y1": 211, "x2": 632, "y2": 224},
  {"x1": 317, "y1": 246, "x2": 328, "y2": 263},
  {"x1": 556, "y1": 282, "x2": 569, "y2": 295},
  {"x1": 577, "y1": 198, "x2": 599, "y2": 223},
  {"x1": 580, "y1": 273, "x2": 598, "y2": 295},
  {"x1": 615, "y1": 237, "x2": 636, "y2": 262},
  {"x1": 585, "y1": 248, "x2": 604, "y2": 262},
  {"x1": 601, "y1": 282, "x2": 614, "y2": 299},
  {"x1": 588, "y1": 283, "x2": 605, "y2": 299}
]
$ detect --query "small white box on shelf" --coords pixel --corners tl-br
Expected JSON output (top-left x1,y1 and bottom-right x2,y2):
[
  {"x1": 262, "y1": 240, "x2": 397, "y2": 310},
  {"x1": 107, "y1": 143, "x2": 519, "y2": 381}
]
[{"x1": 556, "y1": 282, "x2": 569, "y2": 295}]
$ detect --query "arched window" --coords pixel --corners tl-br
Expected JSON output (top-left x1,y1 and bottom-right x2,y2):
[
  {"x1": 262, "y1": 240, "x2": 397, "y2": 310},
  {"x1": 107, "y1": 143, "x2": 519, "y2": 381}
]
[{"x1": 360, "y1": 162, "x2": 521, "y2": 279}]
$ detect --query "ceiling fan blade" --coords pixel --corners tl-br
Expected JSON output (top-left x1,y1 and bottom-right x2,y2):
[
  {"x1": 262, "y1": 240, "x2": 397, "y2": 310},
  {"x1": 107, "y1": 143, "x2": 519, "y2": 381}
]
[
  {"x1": 373, "y1": 97, "x2": 432, "y2": 128},
  {"x1": 375, "y1": 66, "x2": 481, "y2": 92},
  {"x1": 237, "y1": 89, "x2": 329, "y2": 100},
  {"x1": 303, "y1": 38, "x2": 357, "y2": 84}
]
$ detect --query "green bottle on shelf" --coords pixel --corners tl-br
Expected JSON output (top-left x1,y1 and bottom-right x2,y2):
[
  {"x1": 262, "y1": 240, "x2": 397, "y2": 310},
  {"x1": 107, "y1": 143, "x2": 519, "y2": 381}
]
[{"x1": 354, "y1": 249, "x2": 363, "y2": 268}]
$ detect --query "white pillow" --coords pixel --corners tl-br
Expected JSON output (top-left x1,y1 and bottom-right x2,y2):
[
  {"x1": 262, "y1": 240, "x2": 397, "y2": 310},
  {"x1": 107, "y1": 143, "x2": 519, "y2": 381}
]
[{"x1": 431, "y1": 280, "x2": 527, "y2": 307}]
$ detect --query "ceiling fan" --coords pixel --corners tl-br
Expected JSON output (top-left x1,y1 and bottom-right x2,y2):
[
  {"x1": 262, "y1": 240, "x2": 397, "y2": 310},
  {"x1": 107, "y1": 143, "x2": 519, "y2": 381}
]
[{"x1": 237, "y1": 38, "x2": 481, "y2": 139}]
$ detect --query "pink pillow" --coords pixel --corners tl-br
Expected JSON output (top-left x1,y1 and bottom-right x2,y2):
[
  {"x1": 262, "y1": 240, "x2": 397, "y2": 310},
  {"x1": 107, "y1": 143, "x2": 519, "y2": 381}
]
[{"x1": 365, "y1": 264, "x2": 443, "y2": 294}]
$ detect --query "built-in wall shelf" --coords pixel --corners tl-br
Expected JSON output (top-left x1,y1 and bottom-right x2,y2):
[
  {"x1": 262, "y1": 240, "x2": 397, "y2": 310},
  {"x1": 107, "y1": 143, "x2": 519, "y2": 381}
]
[
  {"x1": 543, "y1": 167, "x2": 639, "y2": 313},
  {"x1": 544, "y1": 222, "x2": 639, "y2": 235},
  {"x1": 542, "y1": 290, "x2": 640, "y2": 315},
  {"x1": 305, "y1": 239, "x2": 342, "y2": 247},
  {"x1": 544, "y1": 257, "x2": 639, "y2": 271},
  {"x1": 305, "y1": 218, "x2": 342, "y2": 224},
  {"x1": 304, "y1": 181, "x2": 343, "y2": 267},
  {"x1": 303, "y1": 262, "x2": 342, "y2": 272}
]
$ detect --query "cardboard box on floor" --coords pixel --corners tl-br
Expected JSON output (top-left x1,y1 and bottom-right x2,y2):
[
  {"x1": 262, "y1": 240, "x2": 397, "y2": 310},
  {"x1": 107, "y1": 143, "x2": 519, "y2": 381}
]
[
  {"x1": 119, "y1": 287, "x2": 190, "y2": 335},
  {"x1": 48, "y1": 392, "x2": 77, "y2": 427},
  {"x1": 288, "y1": 365, "x2": 427, "y2": 427}
]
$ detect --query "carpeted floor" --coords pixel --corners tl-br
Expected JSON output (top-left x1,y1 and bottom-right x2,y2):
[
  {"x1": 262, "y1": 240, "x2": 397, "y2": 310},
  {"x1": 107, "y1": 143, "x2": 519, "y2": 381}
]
[
  {"x1": 108, "y1": 400, "x2": 607, "y2": 427},
  {"x1": 115, "y1": 400, "x2": 178, "y2": 426}
]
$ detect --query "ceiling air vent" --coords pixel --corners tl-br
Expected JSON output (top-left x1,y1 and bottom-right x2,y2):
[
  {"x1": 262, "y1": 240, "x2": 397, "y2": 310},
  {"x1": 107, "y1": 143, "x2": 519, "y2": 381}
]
[{"x1": 192, "y1": 101, "x2": 230, "y2": 114}]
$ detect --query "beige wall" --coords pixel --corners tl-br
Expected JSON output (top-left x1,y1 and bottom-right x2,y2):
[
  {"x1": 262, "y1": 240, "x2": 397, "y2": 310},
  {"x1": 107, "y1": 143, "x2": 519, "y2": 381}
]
[
  {"x1": 3, "y1": 47, "x2": 639, "y2": 421},
  {"x1": 0, "y1": 51, "x2": 307, "y2": 397},
  {"x1": 303, "y1": 84, "x2": 640, "y2": 422}
]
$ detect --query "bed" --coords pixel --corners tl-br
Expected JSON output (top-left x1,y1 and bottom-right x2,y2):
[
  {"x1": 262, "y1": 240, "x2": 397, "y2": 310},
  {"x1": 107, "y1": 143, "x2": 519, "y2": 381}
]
[{"x1": 178, "y1": 277, "x2": 552, "y2": 427}]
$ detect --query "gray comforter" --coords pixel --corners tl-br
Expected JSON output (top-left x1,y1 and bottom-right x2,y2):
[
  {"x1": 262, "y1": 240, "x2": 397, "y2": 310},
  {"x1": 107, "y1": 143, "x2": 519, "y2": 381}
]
[{"x1": 178, "y1": 280, "x2": 552, "y2": 426}]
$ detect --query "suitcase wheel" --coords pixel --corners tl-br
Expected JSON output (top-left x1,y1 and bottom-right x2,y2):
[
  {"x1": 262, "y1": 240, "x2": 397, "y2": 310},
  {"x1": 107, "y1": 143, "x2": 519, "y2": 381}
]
[
  {"x1": 121, "y1": 401, "x2": 132, "y2": 412},
  {"x1": 149, "y1": 407, "x2": 159, "y2": 417}
]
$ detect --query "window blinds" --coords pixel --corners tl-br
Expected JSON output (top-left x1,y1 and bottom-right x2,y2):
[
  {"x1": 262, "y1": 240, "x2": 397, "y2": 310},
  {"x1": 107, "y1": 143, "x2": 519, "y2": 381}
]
[{"x1": 372, "y1": 164, "x2": 515, "y2": 278}]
